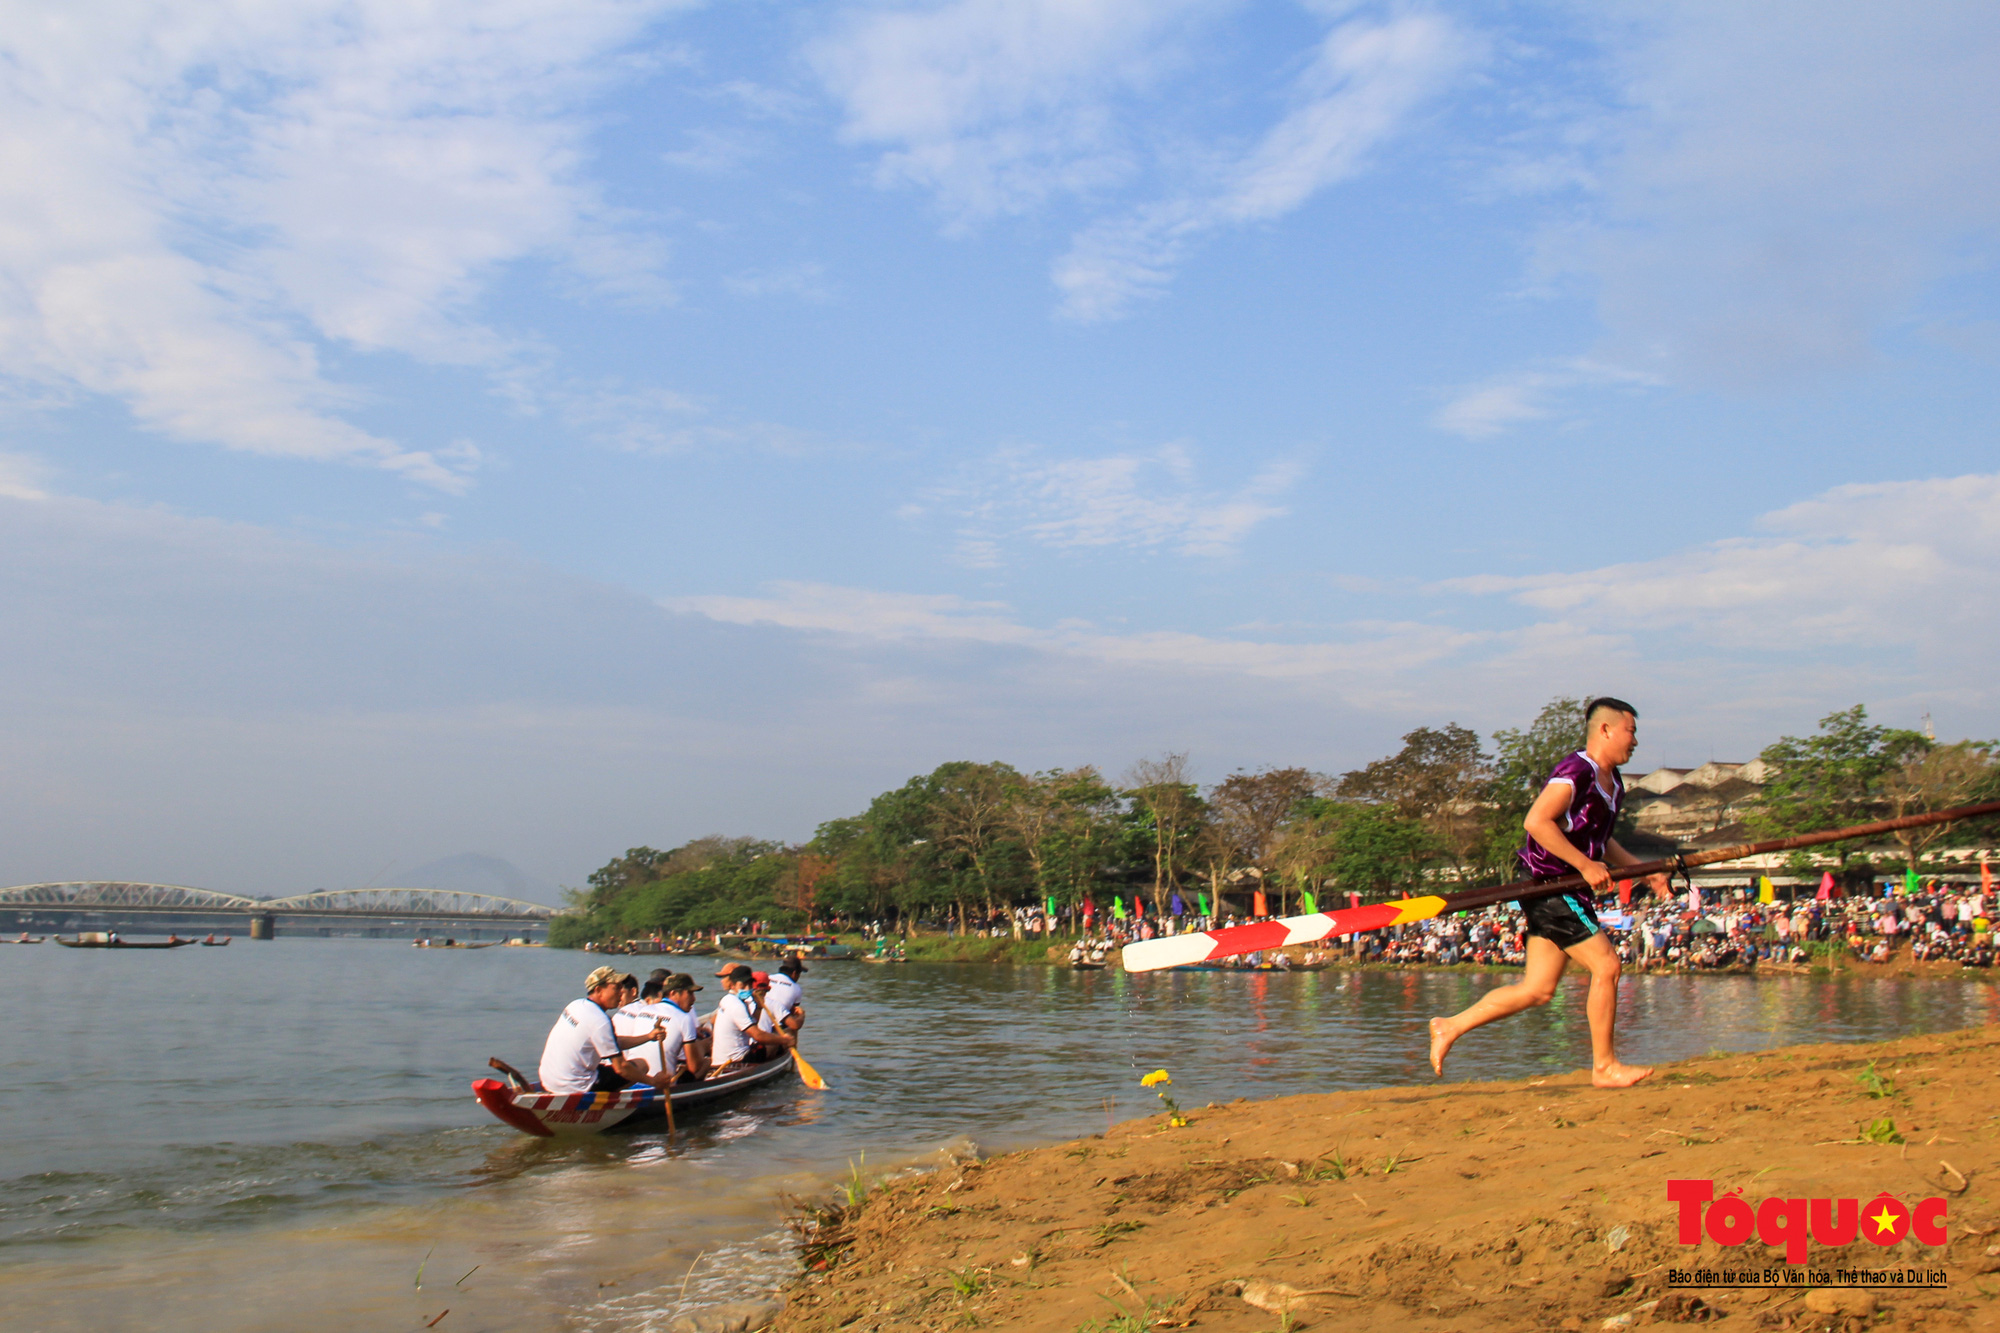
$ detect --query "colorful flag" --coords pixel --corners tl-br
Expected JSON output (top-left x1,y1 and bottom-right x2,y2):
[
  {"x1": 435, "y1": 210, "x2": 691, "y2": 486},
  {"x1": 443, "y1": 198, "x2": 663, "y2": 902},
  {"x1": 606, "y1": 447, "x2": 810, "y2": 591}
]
[
  {"x1": 1111, "y1": 896, "x2": 1127, "y2": 921},
  {"x1": 1170, "y1": 892, "x2": 1184, "y2": 916},
  {"x1": 1302, "y1": 889, "x2": 1318, "y2": 914},
  {"x1": 1817, "y1": 871, "x2": 1835, "y2": 901},
  {"x1": 1617, "y1": 878, "x2": 1633, "y2": 906},
  {"x1": 1083, "y1": 897, "x2": 1095, "y2": 922},
  {"x1": 1758, "y1": 876, "x2": 1775, "y2": 904},
  {"x1": 1046, "y1": 896, "x2": 1058, "y2": 917},
  {"x1": 1983, "y1": 860, "x2": 1993, "y2": 894},
  {"x1": 1197, "y1": 892, "x2": 1211, "y2": 916},
  {"x1": 1904, "y1": 868, "x2": 1920, "y2": 896},
  {"x1": 1252, "y1": 888, "x2": 1269, "y2": 918}
]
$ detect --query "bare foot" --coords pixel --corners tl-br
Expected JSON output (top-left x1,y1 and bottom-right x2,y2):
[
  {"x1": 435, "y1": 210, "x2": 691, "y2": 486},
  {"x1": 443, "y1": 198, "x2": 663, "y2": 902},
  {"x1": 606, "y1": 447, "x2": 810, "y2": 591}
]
[
  {"x1": 1591, "y1": 1061, "x2": 1653, "y2": 1089},
  {"x1": 1428, "y1": 1017, "x2": 1455, "y2": 1078}
]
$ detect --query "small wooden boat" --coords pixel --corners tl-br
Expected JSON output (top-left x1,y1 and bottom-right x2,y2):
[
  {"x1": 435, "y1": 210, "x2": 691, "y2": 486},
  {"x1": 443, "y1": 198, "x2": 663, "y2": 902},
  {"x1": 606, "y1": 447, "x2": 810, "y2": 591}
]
[
  {"x1": 56, "y1": 934, "x2": 194, "y2": 949},
  {"x1": 1069, "y1": 960, "x2": 1106, "y2": 970},
  {"x1": 862, "y1": 954, "x2": 907, "y2": 964},
  {"x1": 12, "y1": 935, "x2": 44, "y2": 944},
  {"x1": 200, "y1": 937, "x2": 231, "y2": 946},
  {"x1": 472, "y1": 1052, "x2": 797, "y2": 1137}
]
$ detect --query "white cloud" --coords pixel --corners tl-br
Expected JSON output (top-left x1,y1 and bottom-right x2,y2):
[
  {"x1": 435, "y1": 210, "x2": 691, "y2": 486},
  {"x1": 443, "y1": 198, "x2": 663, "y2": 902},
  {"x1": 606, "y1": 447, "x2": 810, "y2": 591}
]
[
  {"x1": 1430, "y1": 358, "x2": 1662, "y2": 439},
  {"x1": 667, "y1": 579, "x2": 1489, "y2": 705},
  {"x1": 0, "y1": 452, "x2": 50, "y2": 501},
  {"x1": 811, "y1": 0, "x2": 1219, "y2": 222},
  {"x1": 1440, "y1": 471, "x2": 2000, "y2": 652},
  {"x1": 0, "y1": 0, "x2": 693, "y2": 485},
  {"x1": 724, "y1": 262, "x2": 836, "y2": 301},
  {"x1": 919, "y1": 442, "x2": 1302, "y2": 562},
  {"x1": 1543, "y1": 3, "x2": 2000, "y2": 388},
  {"x1": 1054, "y1": 11, "x2": 1475, "y2": 320}
]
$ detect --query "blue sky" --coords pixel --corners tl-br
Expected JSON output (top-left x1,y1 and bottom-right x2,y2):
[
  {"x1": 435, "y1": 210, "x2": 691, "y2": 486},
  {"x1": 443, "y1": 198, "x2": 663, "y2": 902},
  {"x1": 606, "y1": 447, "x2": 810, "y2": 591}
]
[{"x1": 3, "y1": 1, "x2": 1997, "y2": 897}]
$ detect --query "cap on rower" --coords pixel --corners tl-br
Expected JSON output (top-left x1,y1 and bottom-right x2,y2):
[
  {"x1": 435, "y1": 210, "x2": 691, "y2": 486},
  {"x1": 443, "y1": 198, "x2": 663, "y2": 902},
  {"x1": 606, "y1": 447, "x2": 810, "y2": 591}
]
[
  {"x1": 717, "y1": 963, "x2": 754, "y2": 983},
  {"x1": 778, "y1": 956, "x2": 807, "y2": 976},
  {"x1": 584, "y1": 965, "x2": 623, "y2": 990},
  {"x1": 751, "y1": 970, "x2": 770, "y2": 988},
  {"x1": 663, "y1": 973, "x2": 701, "y2": 993}
]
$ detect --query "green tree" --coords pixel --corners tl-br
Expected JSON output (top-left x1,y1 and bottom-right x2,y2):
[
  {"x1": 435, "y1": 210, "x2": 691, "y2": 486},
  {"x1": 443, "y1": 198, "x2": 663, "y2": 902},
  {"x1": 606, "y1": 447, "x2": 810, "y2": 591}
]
[
  {"x1": 1125, "y1": 753, "x2": 1203, "y2": 915},
  {"x1": 1336, "y1": 723, "x2": 1492, "y2": 880},
  {"x1": 1320, "y1": 804, "x2": 1438, "y2": 900},
  {"x1": 1010, "y1": 767, "x2": 1124, "y2": 923},
  {"x1": 1481, "y1": 696, "x2": 1587, "y2": 874},
  {"x1": 1207, "y1": 766, "x2": 1323, "y2": 914},
  {"x1": 1753, "y1": 706, "x2": 1928, "y2": 867},
  {"x1": 1879, "y1": 739, "x2": 2000, "y2": 873}
]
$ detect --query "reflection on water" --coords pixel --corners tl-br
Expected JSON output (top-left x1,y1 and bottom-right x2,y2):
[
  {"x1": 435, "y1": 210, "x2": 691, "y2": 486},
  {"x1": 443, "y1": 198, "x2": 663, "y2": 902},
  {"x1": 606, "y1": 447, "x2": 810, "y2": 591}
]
[{"x1": 0, "y1": 940, "x2": 1993, "y2": 1329}]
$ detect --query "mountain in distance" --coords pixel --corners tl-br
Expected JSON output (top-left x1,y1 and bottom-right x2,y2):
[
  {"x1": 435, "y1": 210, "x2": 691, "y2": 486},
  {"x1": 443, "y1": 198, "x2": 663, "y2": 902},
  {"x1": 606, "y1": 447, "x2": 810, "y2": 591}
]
[{"x1": 396, "y1": 853, "x2": 559, "y2": 907}]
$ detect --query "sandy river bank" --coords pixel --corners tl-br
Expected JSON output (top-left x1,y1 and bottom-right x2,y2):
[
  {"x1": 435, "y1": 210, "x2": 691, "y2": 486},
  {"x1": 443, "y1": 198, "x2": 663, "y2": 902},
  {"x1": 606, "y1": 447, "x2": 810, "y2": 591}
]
[{"x1": 773, "y1": 1028, "x2": 2000, "y2": 1333}]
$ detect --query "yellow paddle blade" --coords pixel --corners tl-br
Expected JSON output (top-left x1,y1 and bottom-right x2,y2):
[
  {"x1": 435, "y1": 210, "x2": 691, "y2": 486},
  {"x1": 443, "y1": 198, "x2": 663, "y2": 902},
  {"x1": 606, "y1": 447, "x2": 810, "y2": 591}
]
[{"x1": 793, "y1": 1048, "x2": 828, "y2": 1091}]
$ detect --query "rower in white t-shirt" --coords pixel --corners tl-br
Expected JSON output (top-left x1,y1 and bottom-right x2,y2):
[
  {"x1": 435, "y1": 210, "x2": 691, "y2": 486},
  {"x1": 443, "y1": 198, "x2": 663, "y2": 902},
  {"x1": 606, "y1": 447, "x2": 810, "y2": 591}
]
[
  {"x1": 538, "y1": 966, "x2": 668, "y2": 1094},
  {"x1": 706, "y1": 964, "x2": 790, "y2": 1075},
  {"x1": 765, "y1": 957, "x2": 806, "y2": 1035},
  {"x1": 613, "y1": 979, "x2": 681, "y2": 1078}
]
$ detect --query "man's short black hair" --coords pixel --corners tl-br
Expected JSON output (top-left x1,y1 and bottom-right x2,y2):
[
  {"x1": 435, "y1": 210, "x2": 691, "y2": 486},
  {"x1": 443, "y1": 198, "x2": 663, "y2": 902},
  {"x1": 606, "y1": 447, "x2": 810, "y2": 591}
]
[
  {"x1": 641, "y1": 979, "x2": 664, "y2": 1000},
  {"x1": 1584, "y1": 697, "x2": 1638, "y2": 729}
]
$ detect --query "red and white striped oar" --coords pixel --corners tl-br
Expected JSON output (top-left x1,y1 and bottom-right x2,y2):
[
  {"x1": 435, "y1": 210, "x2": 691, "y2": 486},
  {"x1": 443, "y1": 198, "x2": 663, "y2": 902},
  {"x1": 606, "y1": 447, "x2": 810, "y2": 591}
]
[{"x1": 1119, "y1": 799, "x2": 2000, "y2": 973}]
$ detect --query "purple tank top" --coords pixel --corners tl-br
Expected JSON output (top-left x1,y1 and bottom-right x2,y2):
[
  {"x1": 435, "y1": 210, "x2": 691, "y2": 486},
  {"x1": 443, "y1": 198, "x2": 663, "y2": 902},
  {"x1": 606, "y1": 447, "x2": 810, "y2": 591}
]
[{"x1": 1517, "y1": 751, "x2": 1623, "y2": 879}]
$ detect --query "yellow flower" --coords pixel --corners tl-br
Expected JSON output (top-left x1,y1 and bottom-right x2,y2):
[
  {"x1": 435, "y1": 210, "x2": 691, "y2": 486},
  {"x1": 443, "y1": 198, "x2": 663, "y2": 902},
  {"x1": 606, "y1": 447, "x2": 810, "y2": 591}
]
[{"x1": 1140, "y1": 1069, "x2": 1171, "y2": 1088}]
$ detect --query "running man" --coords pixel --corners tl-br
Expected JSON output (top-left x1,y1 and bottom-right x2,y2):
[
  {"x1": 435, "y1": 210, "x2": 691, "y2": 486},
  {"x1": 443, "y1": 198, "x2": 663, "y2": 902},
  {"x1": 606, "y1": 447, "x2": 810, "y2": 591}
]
[{"x1": 1428, "y1": 698, "x2": 1670, "y2": 1089}]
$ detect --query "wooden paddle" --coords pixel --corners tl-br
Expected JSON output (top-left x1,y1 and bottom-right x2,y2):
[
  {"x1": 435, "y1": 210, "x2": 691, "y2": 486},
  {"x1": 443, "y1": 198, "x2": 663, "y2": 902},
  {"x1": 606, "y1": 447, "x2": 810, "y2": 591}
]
[
  {"x1": 1121, "y1": 797, "x2": 2000, "y2": 973},
  {"x1": 488, "y1": 1056, "x2": 530, "y2": 1090}
]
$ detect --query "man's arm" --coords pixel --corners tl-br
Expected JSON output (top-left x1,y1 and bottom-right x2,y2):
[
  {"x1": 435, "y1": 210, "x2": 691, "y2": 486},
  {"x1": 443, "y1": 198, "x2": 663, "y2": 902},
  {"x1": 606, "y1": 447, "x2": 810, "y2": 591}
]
[
  {"x1": 615, "y1": 1024, "x2": 667, "y2": 1051},
  {"x1": 1523, "y1": 782, "x2": 1610, "y2": 889},
  {"x1": 749, "y1": 999, "x2": 796, "y2": 1049}
]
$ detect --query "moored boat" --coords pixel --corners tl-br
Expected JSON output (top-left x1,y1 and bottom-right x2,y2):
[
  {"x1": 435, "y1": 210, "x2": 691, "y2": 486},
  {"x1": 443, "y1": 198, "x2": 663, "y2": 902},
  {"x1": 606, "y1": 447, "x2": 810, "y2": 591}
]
[
  {"x1": 472, "y1": 1052, "x2": 797, "y2": 1137},
  {"x1": 55, "y1": 932, "x2": 194, "y2": 949}
]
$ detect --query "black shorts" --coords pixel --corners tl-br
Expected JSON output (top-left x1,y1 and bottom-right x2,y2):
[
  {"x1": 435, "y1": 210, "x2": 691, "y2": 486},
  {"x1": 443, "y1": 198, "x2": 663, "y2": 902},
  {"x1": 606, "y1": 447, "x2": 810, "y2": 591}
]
[{"x1": 1519, "y1": 884, "x2": 1602, "y2": 950}]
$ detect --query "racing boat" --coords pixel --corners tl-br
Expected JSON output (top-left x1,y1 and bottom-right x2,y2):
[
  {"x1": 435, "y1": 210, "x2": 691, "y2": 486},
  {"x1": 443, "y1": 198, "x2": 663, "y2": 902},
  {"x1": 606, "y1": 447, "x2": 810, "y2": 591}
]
[{"x1": 472, "y1": 1052, "x2": 796, "y2": 1137}]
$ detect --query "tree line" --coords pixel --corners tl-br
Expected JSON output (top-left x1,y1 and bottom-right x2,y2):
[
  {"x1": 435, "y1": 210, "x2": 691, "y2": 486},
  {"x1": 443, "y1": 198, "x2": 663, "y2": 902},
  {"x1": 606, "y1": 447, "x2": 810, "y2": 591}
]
[{"x1": 550, "y1": 700, "x2": 1998, "y2": 947}]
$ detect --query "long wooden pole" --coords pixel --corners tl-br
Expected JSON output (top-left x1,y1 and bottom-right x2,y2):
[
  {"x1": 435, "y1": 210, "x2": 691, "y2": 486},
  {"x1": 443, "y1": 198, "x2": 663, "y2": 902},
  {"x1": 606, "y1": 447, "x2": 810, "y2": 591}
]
[{"x1": 1120, "y1": 799, "x2": 2000, "y2": 973}]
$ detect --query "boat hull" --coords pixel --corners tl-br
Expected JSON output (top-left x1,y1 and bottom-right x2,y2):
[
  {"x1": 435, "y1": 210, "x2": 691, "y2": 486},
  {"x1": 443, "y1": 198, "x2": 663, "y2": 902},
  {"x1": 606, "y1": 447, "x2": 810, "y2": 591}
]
[{"x1": 472, "y1": 1052, "x2": 798, "y2": 1137}]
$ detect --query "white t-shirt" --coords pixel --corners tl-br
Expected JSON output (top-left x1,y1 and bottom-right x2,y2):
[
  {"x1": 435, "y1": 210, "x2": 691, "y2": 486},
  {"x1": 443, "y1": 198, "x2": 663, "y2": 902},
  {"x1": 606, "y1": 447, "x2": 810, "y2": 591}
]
[
  {"x1": 709, "y1": 990, "x2": 762, "y2": 1067},
  {"x1": 764, "y1": 973, "x2": 802, "y2": 1026},
  {"x1": 538, "y1": 998, "x2": 619, "y2": 1094},
  {"x1": 612, "y1": 1003, "x2": 674, "y2": 1078}
]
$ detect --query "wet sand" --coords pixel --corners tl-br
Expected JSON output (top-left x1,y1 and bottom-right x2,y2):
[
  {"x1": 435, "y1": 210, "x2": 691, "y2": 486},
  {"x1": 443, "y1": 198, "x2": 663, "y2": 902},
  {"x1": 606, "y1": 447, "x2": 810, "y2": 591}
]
[{"x1": 776, "y1": 1027, "x2": 2000, "y2": 1333}]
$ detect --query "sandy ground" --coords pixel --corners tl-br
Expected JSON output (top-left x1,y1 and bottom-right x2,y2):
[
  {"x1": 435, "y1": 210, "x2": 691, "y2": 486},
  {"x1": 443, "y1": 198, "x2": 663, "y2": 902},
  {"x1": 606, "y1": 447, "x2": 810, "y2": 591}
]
[{"x1": 773, "y1": 1028, "x2": 2000, "y2": 1333}]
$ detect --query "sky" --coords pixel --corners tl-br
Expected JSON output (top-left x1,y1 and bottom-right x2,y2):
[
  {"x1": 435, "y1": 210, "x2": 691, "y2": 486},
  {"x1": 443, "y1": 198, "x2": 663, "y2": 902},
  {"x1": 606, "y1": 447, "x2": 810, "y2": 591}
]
[{"x1": 3, "y1": 0, "x2": 1998, "y2": 899}]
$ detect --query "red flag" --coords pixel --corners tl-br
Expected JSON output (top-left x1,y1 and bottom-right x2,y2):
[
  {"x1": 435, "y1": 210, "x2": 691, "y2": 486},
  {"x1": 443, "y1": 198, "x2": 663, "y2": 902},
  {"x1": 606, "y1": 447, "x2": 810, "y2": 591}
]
[
  {"x1": 1252, "y1": 888, "x2": 1269, "y2": 918},
  {"x1": 1617, "y1": 879, "x2": 1633, "y2": 906}
]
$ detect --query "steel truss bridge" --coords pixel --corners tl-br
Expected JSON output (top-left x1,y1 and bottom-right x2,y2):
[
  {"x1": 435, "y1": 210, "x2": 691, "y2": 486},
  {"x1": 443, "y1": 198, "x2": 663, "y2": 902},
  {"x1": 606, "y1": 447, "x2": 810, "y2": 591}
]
[{"x1": 0, "y1": 882, "x2": 557, "y2": 940}]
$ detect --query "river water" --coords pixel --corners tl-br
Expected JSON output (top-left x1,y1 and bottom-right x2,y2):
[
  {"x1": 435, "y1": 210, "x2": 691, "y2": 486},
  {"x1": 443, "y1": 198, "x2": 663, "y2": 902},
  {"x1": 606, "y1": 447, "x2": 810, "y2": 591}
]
[{"x1": 1, "y1": 940, "x2": 1994, "y2": 1330}]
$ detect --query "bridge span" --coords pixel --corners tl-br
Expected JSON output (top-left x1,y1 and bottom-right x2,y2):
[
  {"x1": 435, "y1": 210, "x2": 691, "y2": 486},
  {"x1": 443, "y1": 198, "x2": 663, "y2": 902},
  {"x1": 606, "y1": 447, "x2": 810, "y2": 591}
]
[{"x1": 0, "y1": 882, "x2": 558, "y2": 941}]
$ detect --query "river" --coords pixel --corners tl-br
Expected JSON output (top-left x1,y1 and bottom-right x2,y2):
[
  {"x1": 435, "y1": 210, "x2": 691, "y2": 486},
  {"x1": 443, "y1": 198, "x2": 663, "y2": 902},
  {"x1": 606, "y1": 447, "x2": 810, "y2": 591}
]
[{"x1": 1, "y1": 940, "x2": 1994, "y2": 1329}]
